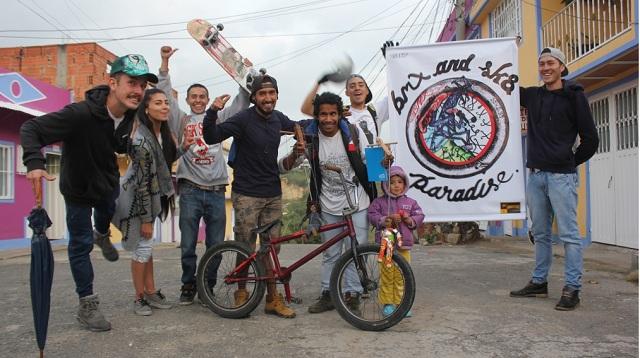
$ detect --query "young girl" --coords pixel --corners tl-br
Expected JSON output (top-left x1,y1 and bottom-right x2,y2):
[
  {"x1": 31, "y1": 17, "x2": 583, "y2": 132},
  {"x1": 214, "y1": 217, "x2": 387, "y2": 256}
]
[
  {"x1": 368, "y1": 165, "x2": 424, "y2": 317},
  {"x1": 112, "y1": 88, "x2": 177, "y2": 316}
]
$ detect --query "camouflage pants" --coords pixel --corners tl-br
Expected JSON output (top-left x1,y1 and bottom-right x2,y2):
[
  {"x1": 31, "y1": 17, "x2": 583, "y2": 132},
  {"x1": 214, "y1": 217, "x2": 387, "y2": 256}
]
[{"x1": 231, "y1": 192, "x2": 282, "y2": 246}]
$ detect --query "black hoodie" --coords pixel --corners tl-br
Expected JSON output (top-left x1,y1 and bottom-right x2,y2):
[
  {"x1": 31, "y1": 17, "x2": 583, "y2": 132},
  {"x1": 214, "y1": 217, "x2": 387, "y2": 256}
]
[
  {"x1": 20, "y1": 85, "x2": 135, "y2": 205},
  {"x1": 520, "y1": 80, "x2": 599, "y2": 173}
]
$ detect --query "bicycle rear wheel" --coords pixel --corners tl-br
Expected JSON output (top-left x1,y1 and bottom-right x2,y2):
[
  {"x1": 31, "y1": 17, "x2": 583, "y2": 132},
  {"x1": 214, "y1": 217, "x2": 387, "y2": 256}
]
[
  {"x1": 329, "y1": 244, "x2": 415, "y2": 331},
  {"x1": 196, "y1": 241, "x2": 266, "y2": 318}
]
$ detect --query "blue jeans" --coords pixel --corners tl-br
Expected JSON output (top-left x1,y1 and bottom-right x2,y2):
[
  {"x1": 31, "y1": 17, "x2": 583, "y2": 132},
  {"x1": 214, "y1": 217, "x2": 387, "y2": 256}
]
[
  {"x1": 319, "y1": 209, "x2": 369, "y2": 293},
  {"x1": 527, "y1": 171, "x2": 583, "y2": 291},
  {"x1": 179, "y1": 182, "x2": 226, "y2": 286},
  {"x1": 66, "y1": 187, "x2": 118, "y2": 298}
]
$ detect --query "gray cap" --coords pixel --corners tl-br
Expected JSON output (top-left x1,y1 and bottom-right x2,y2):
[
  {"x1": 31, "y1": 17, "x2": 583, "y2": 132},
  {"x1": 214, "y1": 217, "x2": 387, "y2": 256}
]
[{"x1": 539, "y1": 47, "x2": 569, "y2": 76}]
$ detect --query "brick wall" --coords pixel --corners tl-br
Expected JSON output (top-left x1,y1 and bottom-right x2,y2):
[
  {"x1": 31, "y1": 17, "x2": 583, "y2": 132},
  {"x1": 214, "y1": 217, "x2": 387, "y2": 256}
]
[{"x1": 0, "y1": 42, "x2": 116, "y2": 102}]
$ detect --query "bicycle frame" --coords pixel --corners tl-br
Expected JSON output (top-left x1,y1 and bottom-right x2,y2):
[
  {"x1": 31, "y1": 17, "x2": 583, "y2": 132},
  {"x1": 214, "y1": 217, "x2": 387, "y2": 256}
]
[{"x1": 223, "y1": 212, "x2": 368, "y2": 303}]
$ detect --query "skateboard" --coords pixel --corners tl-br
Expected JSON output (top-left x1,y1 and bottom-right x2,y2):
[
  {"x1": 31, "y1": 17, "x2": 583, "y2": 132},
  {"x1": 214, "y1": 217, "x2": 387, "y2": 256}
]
[{"x1": 187, "y1": 19, "x2": 264, "y2": 93}]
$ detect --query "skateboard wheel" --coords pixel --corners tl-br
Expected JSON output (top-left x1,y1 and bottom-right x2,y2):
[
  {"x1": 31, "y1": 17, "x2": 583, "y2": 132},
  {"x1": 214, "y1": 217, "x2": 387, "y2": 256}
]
[
  {"x1": 259, "y1": 68, "x2": 267, "y2": 75},
  {"x1": 216, "y1": 23, "x2": 224, "y2": 31}
]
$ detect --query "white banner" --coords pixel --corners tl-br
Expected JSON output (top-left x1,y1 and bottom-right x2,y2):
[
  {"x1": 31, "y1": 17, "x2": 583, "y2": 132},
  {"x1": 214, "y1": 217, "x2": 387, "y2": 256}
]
[{"x1": 386, "y1": 38, "x2": 525, "y2": 222}]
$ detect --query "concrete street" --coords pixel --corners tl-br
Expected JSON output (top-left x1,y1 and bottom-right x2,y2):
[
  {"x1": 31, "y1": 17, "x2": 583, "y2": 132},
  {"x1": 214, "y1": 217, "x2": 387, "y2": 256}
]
[{"x1": 0, "y1": 236, "x2": 637, "y2": 358}]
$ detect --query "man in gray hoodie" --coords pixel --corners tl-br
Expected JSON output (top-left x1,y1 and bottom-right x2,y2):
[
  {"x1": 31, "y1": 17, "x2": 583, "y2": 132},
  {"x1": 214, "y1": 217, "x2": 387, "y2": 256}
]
[{"x1": 156, "y1": 46, "x2": 250, "y2": 305}]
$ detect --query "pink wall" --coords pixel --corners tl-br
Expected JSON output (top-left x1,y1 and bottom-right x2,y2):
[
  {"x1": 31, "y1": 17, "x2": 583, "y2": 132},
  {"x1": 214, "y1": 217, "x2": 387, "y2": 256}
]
[
  {"x1": 0, "y1": 67, "x2": 71, "y2": 114},
  {"x1": 0, "y1": 112, "x2": 36, "y2": 240},
  {"x1": 437, "y1": 0, "x2": 475, "y2": 42},
  {"x1": 0, "y1": 68, "x2": 70, "y2": 241}
]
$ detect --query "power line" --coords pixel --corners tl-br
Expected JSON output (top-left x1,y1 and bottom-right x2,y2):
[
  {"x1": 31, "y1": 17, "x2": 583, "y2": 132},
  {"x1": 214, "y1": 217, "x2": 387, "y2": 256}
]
[
  {"x1": 0, "y1": 21, "x2": 462, "y2": 42},
  {"x1": 175, "y1": 0, "x2": 413, "y2": 90},
  {"x1": 16, "y1": 0, "x2": 116, "y2": 74},
  {"x1": 358, "y1": 0, "x2": 425, "y2": 82},
  {"x1": 67, "y1": 0, "x2": 132, "y2": 54},
  {"x1": 369, "y1": 0, "x2": 430, "y2": 88},
  {"x1": 370, "y1": 0, "x2": 454, "y2": 103},
  {"x1": 1, "y1": 0, "x2": 364, "y2": 33}
]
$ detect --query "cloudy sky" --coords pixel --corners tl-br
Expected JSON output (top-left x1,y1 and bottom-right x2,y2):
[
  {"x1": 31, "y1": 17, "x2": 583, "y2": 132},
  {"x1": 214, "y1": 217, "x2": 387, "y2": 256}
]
[{"x1": 2, "y1": 0, "x2": 454, "y2": 144}]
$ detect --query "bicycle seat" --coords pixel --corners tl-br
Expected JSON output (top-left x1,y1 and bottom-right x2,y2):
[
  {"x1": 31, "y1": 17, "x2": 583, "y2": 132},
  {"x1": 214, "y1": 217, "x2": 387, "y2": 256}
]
[{"x1": 252, "y1": 220, "x2": 281, "y2": 236}]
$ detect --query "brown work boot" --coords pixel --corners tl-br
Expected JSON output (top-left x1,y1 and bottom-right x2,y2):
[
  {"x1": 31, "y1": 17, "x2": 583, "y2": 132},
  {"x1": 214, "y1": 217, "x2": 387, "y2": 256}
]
[
  {"x1": 264, "y1": 293, "x2": 296, "y2": 318},
  {"x1": 234, "y1": 289, "x2": 249, "y2": 307}
]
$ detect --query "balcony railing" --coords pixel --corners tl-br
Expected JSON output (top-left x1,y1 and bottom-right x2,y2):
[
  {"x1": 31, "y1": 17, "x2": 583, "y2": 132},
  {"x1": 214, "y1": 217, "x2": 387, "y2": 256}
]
[{"x1": 542, "y1": 0, "x2": 634, "y2": 64}]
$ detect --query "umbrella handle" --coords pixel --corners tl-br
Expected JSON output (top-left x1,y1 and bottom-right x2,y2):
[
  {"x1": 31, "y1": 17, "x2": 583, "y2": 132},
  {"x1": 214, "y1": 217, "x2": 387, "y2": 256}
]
[{"x1": 33, "y1": 178, "x2": 42, "y2": 208}]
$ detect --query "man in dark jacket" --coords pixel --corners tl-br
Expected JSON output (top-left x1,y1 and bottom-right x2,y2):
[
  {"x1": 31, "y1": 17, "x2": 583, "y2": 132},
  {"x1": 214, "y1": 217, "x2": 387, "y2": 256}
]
[
  {"x1": 510, "y1": 48, "x2": 599, "y2": 311},
  {"x1": 203, "y1": 75, "x2": 298, "y2": 318},
  {"x1": 20, "y1": 54, "x2": 158, "y2": 331}
]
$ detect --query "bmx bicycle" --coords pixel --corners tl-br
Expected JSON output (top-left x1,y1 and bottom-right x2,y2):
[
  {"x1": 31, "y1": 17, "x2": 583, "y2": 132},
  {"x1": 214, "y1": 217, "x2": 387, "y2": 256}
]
[{"x1": 196, "y1": 165, "x2": 415, "y2": 331}]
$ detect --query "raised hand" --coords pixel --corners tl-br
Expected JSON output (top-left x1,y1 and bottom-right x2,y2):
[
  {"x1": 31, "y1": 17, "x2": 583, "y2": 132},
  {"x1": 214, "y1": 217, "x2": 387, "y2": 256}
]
[
  {"x1": 160, "y1": 46, "x2": 178, "y2": 60},
  {"x1": 381, "y1": 40, "x2": 399, "y2": 59},
  {"x1": 211, "y1": 94, "x2": 231, "y2": 110}
]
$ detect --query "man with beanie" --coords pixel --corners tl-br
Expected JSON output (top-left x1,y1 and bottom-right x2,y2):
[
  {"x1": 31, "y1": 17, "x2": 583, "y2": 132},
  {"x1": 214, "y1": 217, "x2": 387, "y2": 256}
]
[
  {"x1": 202, "y1": 74, "x2": 298, "y2": 318},
  {"x1": 510, "y1": 47, "x2": 599, "y2": 311},
  {"x1": 20, "y1": 54, "x2": 158, "y2": 331}
]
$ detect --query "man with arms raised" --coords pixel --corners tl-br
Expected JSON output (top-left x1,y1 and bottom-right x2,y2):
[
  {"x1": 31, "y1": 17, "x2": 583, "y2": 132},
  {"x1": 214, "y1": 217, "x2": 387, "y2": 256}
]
[{"x1": 156, "y1": 46, "x2": 250, "y2": 305}]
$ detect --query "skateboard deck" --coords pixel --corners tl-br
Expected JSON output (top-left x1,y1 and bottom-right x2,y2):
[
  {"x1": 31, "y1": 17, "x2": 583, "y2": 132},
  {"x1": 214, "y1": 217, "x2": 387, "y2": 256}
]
[{"x1": 187, "y1": 19, "x2": 261, "y2": 93}]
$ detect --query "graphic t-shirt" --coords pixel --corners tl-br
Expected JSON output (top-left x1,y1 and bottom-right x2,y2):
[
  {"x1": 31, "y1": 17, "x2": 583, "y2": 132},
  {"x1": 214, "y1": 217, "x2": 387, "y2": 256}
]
[
  {"x1": 346, "y1": 97, "x2": 389, "y2": 145},
  {"x1": 176, "y1": 112, "x2": 227, "y2": 186},
  {"x1": 318, "y1": 130, "x2": 370, "y2": 215}
]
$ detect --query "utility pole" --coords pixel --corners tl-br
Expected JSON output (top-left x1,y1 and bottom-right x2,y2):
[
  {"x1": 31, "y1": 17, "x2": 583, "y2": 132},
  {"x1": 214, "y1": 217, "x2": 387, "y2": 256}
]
[{"x1": 455, "y1": 0, "x2": 466, "y2": 41}]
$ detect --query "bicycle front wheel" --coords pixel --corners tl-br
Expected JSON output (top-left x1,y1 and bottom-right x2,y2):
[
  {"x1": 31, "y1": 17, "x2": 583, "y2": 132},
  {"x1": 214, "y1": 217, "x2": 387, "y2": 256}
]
[
  {"x1": 196, "y1": 241, "x2": 266, "y2": 318},
  {"x1": 329, "y1": 244, "x2": 415, "y2": 331}
]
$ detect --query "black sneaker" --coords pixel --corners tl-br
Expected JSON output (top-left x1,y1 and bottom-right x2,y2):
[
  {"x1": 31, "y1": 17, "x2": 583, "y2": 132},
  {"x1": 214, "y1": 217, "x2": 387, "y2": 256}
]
[
  {"x1": 555, "y1": 287, "x2": 580, "y2": 311},
  {"x1": 179, "y1": 283, "x2": 196, "y2": 306},
  {"x1": 510, "y1": 281, "x2": 548, "y2": 297},
  {"x1": 308, "y1": 291, "x2": 334, "y2": 314},
  {"x1": 93, "y1": 230, "x2": 119, "y2": 262}
]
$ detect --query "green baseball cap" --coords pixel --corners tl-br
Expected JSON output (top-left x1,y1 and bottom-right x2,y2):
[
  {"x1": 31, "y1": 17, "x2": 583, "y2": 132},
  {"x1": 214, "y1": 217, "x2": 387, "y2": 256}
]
[{"x1": 110, "y1": 54, "x2": 158, "y2": 83}]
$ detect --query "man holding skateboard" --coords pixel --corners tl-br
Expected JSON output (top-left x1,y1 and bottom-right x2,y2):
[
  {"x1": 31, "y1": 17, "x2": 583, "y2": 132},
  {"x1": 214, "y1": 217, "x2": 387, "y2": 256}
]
[{"x1": 156, "y1": 46, "x2": 250, "y2": 305}]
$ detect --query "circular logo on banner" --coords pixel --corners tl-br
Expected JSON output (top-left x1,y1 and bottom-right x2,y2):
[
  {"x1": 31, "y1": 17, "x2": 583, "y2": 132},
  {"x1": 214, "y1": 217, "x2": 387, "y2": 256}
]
[{"x1": 406, "y1": 77, "x2": 509, "y2": 178}]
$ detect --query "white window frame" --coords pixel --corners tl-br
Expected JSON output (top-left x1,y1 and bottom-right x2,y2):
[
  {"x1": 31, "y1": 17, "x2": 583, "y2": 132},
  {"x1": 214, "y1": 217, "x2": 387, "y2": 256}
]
[
  {"x1": 0, "y1": 142, "x2": 15, "y2": 201},
  {"x1": 16, "y1": 145, "x2": 27, "y2": 175},
  {"x1": 490, "y1": 0, "x2": 522, "y2": 39}
]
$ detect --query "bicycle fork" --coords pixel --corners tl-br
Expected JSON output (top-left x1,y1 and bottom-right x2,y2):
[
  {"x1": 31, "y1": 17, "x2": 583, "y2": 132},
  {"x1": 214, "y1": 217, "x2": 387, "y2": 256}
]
[
  {"x1": 345, "y1": 216, "x2": 375, "y2": 296},
  {"x1": 350, "y1": 239, "x2": 374, "y2": 295}
]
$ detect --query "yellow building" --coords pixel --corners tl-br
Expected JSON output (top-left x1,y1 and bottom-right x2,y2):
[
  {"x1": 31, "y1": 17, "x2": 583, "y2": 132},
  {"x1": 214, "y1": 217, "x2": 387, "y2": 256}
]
[{"x1": 440, "y1": 0, "x2": 638, "y2": 248}]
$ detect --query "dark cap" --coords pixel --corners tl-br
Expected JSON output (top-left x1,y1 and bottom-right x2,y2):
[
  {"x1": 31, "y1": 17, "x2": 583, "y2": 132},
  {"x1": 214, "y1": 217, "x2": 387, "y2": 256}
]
[
  {"x1": 250, "y1": 74, "x2": 278, "y2": 104},
  {"x1": 346, "y1": 74, "x2": 372, "y2": 104},
  {"x1": 110, "y1": 54, "x2": 158, "y2": 83}
]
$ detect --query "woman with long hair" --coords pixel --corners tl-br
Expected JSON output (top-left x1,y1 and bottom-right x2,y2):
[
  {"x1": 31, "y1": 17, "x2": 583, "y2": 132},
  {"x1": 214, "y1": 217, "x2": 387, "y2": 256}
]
[{"x1": 112, "y1": 88, "x2": 177, "y2": 315}]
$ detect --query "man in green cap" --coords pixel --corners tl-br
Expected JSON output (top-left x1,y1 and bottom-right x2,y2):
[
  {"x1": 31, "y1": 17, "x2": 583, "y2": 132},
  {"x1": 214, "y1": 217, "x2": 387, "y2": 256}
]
[{"x1": 20, "y1": 54, "x2": 158, "y2": 331}]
